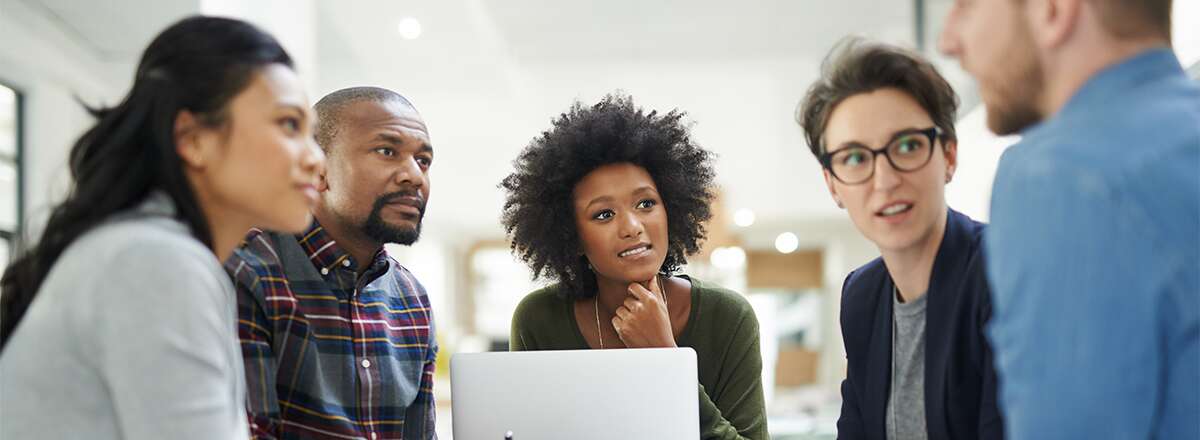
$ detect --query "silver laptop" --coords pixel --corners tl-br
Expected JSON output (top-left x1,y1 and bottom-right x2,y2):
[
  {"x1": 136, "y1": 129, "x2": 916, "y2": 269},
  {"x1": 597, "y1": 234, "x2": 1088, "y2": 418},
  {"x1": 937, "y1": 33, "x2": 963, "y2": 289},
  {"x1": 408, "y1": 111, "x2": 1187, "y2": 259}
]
[{"x1": 450, "y1": 347, "x2": 700, "y2": 440}]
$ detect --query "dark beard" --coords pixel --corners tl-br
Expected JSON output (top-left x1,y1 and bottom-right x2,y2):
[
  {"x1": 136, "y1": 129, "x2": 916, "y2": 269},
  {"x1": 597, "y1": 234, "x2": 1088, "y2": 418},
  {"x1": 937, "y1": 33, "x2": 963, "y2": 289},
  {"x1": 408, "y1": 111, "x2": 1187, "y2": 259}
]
[
  {"x1": 986, "y1": 21, "x2": 1045, "y2": 136},
  {"x1": 362, "y1": 190, "x2": 424, "y2": 245}
]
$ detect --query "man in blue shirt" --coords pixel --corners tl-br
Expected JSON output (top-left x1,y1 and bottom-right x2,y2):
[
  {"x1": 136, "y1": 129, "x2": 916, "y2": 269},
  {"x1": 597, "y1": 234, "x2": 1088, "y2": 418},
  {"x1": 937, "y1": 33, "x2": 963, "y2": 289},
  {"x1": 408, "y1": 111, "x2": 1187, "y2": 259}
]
[{"x1": 939, "y1": 0, "x2": 1198, "y2": 438}]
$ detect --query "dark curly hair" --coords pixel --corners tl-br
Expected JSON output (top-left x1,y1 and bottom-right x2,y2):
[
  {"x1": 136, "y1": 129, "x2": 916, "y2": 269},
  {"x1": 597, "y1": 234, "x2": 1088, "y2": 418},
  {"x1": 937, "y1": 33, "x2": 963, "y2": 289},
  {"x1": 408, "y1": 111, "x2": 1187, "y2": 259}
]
[{"x1": 500, "y1": 94, "x2": 717, "y2": 299}]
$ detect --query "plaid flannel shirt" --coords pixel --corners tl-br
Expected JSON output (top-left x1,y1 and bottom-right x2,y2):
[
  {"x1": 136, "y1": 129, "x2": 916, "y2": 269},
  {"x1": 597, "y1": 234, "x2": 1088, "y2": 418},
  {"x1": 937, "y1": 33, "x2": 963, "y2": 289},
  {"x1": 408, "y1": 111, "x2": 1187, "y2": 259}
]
[{"x1": 226, "y1": 222, "x2": 437, "y2": 439}]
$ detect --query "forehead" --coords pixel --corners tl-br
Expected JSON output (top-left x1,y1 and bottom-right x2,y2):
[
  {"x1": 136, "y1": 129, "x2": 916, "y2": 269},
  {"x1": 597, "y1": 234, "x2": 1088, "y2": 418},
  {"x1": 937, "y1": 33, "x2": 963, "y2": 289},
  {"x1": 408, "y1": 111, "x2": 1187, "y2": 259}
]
[
  {"x1": 233, "y1": 64, "x2": 307, "y2": 110},
  {"x1": 823, "y1": 88, "x2": 934, "y2": 149},
  {"x1": 573, "y1": 163, "x2": 657, "y2": 201},
  {"x1": 340, "y1": 99, "x2": 429, "y2": 144}
]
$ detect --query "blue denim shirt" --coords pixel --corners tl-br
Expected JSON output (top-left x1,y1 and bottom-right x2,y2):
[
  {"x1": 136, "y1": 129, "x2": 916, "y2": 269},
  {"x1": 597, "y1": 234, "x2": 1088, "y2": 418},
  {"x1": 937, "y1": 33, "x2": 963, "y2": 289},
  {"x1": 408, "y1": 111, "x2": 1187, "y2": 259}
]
[{"x1": 985, "y1": 48, "x2": 1199, "y2": 439}]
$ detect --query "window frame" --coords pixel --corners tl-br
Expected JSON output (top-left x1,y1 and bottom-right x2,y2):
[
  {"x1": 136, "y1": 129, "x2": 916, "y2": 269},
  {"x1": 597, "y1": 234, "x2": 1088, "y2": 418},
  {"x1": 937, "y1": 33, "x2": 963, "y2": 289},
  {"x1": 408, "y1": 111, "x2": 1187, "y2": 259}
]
[{"x1": 0, "y1": 79, "x2": 25, "y2": 260}]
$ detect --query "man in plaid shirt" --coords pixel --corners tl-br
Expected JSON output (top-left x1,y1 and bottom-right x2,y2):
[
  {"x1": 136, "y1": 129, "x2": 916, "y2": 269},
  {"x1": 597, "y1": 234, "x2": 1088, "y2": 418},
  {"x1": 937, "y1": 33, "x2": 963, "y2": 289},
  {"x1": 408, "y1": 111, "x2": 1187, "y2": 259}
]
[{"x1": 227, "y1": 87, "x2": 438, "y2": 439}]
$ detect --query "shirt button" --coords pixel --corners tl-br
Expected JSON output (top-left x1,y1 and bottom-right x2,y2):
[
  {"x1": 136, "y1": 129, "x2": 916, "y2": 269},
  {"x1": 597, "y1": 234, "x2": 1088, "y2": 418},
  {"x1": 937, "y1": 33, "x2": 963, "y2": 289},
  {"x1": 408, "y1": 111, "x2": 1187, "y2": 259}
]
[
  {"x1": 361, "y1": 358, "x2": 371, "y2": 368},
  {"x1": 320, "y1": 267, "x2": 329, "y2": 276},
  {"x1": 343, "y1": 259, "x2": 352, "y2": 267}
]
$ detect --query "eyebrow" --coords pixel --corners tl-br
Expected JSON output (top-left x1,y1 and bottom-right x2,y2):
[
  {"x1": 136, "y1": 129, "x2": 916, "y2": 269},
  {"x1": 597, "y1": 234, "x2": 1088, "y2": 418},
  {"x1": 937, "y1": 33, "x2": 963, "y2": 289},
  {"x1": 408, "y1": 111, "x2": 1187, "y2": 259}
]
[
  {"x1": 830, "y1": 126, "x2": 929, "y2": 153},
  {"x1": 583, "y1": 185, "x2": 659, "y2": 211},
  {"x1": 278, "y1": 103, "x2": 308, "y2": 117},
  {"x1": 276, "y1": 104, "x2": 316, "y2": 128},
  {"x1": 372, "y1": 133, "x2": 434, "y2": 154}
]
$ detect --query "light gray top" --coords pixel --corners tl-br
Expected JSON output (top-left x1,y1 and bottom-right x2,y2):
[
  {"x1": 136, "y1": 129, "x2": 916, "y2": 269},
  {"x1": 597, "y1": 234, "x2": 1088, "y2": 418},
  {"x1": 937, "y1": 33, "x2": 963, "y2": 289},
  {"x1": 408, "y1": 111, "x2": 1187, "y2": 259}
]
[
  {"x1": 0, "y1": 193, "x2": 248, "y2": 440},
  {"x1": 887, "y1": 289, "x2": 928, "y2": 440}
]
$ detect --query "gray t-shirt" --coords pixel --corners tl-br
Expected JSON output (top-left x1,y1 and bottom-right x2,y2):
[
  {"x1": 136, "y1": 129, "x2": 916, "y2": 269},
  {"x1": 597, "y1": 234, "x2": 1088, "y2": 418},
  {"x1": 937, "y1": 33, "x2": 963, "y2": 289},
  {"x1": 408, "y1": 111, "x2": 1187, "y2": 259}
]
[
  {"x1": 0, "y1": 193, "x2": 249, "y2": 440},
  {"x1": 886, "y1": 287, "x2": 929, "y2": 440}
]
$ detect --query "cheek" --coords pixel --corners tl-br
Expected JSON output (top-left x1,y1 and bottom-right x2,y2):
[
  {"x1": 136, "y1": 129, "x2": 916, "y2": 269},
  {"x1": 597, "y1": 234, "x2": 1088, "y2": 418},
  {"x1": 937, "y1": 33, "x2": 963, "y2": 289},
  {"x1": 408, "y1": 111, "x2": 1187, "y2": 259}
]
[
  {"x1": 907, "y1": 167, "x2": 948, "y2": 215},
  {"x1": 327, "y1": 159, "x2": 371, "y2": 202},
  {"x1": 648, "y1": 207, "x2": 669, "y2": 234},
  {"x1": 837, "y1": 185, "x2": 870, "y2": 214},
  {"x1": 979, "y1": 14, "x2": 1024, "y2": 65},
  {"x1": 576, "y1": 223, "x2": 610, "y2": 262},
  {"x1": 573, "y1": 217, "x2": 599, "y2": 250},
  {"x1": 219, "y1": 133, "x2": 281, "y2": 187}
]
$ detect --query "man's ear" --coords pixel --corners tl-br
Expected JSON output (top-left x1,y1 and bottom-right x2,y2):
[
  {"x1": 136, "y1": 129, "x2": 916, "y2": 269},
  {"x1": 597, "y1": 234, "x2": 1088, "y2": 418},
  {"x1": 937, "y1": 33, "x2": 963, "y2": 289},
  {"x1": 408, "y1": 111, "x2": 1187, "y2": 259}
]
[
  {"x1": 316, "y1": 160, "x2": 330, "y2": 192},
  {"x1": 1027, "y1": 0, "x2": 1083, "y2": 50}
]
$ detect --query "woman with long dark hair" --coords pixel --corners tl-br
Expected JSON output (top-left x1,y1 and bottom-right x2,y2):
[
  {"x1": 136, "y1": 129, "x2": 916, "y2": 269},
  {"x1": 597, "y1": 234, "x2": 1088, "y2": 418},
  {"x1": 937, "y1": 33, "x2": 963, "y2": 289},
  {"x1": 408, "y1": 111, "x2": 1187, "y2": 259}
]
[{"x1": 0, "y1": 16, "x2": 323, "y2": 439}]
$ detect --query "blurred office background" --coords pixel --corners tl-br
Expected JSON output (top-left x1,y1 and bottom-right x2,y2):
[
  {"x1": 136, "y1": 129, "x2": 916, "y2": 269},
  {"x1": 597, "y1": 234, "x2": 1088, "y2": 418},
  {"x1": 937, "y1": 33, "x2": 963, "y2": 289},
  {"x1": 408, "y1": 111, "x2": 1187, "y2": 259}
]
[{"x1": 1, "y1": 0, "x2": 1197, "y2": 438}]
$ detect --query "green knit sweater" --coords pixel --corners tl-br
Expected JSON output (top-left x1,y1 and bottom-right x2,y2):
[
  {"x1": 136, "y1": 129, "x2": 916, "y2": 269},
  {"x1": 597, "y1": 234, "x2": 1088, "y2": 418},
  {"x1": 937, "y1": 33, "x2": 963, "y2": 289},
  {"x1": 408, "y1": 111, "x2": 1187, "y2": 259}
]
[{"x1": 509, "y1": 276, "x2": 768, "y2": 440}]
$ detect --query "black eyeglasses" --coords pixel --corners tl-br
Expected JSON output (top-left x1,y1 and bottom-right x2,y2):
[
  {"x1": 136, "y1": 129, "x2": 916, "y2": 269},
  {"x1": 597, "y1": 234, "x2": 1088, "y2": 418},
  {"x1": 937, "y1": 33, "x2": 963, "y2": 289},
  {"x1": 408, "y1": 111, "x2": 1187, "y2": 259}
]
[{"x1": 819, "y1": 126, "x2": 944, "y2": 185}]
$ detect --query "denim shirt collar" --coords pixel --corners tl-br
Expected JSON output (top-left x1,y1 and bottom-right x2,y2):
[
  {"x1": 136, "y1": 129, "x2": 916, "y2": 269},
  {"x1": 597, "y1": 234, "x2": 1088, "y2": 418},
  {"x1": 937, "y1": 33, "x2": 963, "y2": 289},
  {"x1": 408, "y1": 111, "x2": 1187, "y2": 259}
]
[{"x1": 1023, "y1": 47, "x2": 1182, "y2": 140}]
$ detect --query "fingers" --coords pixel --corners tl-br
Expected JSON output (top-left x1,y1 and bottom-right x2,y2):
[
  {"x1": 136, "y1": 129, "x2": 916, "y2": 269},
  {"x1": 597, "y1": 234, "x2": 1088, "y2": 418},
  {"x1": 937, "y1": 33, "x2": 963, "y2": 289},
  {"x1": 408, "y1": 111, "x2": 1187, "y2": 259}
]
[
  {"x1": 611, "y1": 315, "x2": 631, "y2": 341},
  {"x1": 612, "y1": 319, "x2": 634, "y2": 346},
  {"x1": 626, "y1": 282, "x2": 657, "y2": 303},
  {"x1": 623, "y1": 297, "x2": 644, "y2": 313},
  {"x1": 647, "y1": 274, "x2": 664, "y2": 297},
  {"x1": 614, "y1": 305, "x2": 634, "y2": 321}
]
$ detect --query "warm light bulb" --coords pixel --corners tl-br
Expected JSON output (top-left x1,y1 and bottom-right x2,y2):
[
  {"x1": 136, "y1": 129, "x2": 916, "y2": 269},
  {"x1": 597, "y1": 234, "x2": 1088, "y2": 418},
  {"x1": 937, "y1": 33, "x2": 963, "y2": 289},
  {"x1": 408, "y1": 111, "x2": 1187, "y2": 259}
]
[{"x1": 398, "y1": 17, "x2": 422, "y2": 40}]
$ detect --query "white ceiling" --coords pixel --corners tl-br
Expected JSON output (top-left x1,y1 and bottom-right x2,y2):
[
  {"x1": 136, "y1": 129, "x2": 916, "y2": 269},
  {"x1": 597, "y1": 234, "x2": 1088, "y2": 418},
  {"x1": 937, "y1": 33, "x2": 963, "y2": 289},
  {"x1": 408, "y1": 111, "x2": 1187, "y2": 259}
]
[
  {"x1": 24, "y1": 0, "x2": 197, "y2": 58},
  {"x1": 18, "y1": 0, "x2": 1009, "y2": 245},
  {"x1": 20, "y1": 0, "x2": 199, "y2": 88},
  {"x1": 482, "y1": 0, "x2": 914, "y2": 62},
  {"x1": 312, "y1": 0, "x2": 925, "y2": 241}
]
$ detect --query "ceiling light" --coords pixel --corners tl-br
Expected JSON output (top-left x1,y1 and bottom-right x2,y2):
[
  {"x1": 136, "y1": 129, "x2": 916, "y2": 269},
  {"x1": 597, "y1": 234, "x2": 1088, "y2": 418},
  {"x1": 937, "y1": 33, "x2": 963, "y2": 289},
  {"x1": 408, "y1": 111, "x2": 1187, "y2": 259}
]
[
  {"x1": 733, "y1": 209, "x2": 756, "y2": 227},
  {"x1": 775, "y1": 232, "x2": 799, "y2": 254},
  {"x1": 397, "y1": 17, "x2": 422, "y2": 40},
  {"x1": 711, "y1": 246, "x2": 747, "y2": 269}
]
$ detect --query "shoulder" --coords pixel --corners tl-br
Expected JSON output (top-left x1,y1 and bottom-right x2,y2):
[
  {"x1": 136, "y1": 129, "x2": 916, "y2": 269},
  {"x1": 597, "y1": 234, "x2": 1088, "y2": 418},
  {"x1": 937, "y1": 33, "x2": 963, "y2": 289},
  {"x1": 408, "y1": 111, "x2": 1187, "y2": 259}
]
[
  {"x1": 59, "y1": 216, "x2": 230, "y2": 313},
  {"x1": 225, "y1": 228, "x2": 290, "y2": 288},
  {"x1": 511, "y1": 284, "x2": 572, "y2": 342},
  {"x1": 513, "y1": 283, "x2": 569, "y2": 320},
  {"x1": 226, "y1": 228, "x2": 287, "y2": 270},
  {"x1": 841, "y1": 257, "x2": 888, "y2": 307},
  {"x1": 945, "y1": 209, "x2": 988, "y2": 266},
  {"x1": 690, "y1": 277, "x2": 751, "y2": 314},
  {"x1": 73, "y1": 215, "x2": 218, "y2": 275},
  {"x1": 688, "y1": 277, "x2": 759, "y2": 331},
  {"x1": 385, "y1": 258, "x2": 429, "y2": 297},
  {"x1": 949, "y1": 209, "x2": 986, "y2": 243}
]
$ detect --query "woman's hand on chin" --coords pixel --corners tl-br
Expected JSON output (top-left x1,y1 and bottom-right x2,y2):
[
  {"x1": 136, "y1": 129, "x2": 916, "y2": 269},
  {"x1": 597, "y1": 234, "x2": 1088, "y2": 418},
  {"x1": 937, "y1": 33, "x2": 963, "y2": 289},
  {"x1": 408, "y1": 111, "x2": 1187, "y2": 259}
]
[{"x1": 612, "y1": 278, "x2": 676, "y2": 348}]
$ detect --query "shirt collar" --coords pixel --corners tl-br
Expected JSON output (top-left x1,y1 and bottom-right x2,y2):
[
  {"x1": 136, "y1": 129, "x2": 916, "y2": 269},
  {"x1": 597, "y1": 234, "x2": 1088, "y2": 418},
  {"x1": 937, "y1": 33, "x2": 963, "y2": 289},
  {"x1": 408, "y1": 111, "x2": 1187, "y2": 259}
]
[
  {"x1": 296, "y1": 219, "x2": 388, "y2": 275},
  {"x1": 1049, "y1": 47, "x2": 1182, "y2": 129}
]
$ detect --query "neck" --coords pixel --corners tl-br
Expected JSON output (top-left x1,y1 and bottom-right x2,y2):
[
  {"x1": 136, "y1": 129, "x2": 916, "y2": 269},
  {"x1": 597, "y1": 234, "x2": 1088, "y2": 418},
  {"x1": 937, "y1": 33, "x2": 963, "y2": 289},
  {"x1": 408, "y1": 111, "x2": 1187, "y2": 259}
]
[
  {"x1": 1040, "y1": 36, "x2": 1169, "y2": 118},
  {"x1": 879, "y1": 208, "x2": 947, "y2": 303},
  {"x1": 594, "y1": 273, "x2": 654, "y2": 314},
  {"x1": 312, "y1": 203, "x2": 383, "y2": 273},
  {"x1": 594, "y1": 275, "x2": 627, "y2": 314},
  {"x1": 188, "y1": 188, "x2": 251, "y2": 263}
]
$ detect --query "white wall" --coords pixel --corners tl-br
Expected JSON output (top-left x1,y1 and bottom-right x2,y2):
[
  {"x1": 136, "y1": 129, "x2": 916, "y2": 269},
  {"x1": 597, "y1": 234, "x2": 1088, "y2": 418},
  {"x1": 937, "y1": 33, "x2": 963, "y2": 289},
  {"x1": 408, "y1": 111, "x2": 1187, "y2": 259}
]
[
  {"x1": 1175, "y1": 0, "x2": 1200, "y2": 69},
  {"x1": 0, "y1": 0, "x2": 122, "y2": 242},
  {"x1": 200, "y1": 0, "x2": 319, "y2": 97}
]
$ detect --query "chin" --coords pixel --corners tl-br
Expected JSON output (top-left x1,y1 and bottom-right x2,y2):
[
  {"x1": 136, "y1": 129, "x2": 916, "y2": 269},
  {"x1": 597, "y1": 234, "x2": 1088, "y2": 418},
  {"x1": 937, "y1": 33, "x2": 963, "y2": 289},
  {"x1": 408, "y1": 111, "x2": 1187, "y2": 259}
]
[
  {"x1": 274, "y1": 211, "x2": 313, "y2": 234},
  {"x1": 868, "y1": 230, "x2": 918, "y2": 253},
  {"x1": 626, "y1": 263, "x2": 664, "y2": 283}
]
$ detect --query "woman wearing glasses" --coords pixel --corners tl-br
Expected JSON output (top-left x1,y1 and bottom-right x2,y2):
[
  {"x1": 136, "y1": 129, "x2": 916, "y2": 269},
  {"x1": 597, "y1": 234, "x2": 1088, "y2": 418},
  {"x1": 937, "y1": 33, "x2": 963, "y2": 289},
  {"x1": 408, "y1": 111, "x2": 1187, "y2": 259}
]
[{"x1": 797, "y1": 39, "x2": 1003, "y2": 440}]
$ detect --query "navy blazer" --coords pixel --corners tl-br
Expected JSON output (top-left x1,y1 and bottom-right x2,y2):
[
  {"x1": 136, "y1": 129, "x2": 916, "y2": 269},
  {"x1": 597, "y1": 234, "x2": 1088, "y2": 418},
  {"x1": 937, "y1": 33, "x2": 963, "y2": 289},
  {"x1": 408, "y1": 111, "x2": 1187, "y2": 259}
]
[{"x1": 836, "y1": 209, "x2": 1003, "y2": 440}]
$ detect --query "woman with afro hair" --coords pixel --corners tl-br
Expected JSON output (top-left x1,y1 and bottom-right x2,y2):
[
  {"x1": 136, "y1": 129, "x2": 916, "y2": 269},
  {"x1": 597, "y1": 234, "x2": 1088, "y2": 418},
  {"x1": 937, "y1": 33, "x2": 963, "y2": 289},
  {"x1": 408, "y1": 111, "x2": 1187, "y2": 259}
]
[{"x1": 501, "y1": 93, "x2": 767, "y2": 439}]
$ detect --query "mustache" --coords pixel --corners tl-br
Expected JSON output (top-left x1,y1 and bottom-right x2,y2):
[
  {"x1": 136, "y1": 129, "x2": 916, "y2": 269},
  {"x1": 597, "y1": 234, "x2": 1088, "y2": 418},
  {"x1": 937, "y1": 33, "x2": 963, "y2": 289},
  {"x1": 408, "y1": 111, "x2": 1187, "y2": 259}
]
[{"x1": 373, "y1": 189, "x2": 426, "y2": 214}]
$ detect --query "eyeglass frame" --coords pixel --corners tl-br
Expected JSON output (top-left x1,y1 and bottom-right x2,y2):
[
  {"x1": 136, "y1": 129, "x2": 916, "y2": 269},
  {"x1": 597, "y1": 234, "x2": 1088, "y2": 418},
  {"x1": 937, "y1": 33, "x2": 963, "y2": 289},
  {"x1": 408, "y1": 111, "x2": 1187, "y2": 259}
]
[{"x1": 818, "y1": 126, "x2": 946, "y2": 185}]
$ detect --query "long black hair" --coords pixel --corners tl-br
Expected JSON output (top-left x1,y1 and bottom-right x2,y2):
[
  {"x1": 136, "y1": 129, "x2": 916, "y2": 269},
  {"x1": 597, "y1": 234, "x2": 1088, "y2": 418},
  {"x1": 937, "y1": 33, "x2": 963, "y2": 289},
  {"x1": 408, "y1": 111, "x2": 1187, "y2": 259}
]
[{"x1": 0, "y1": 16, "x2": 293, "y2": 349}]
